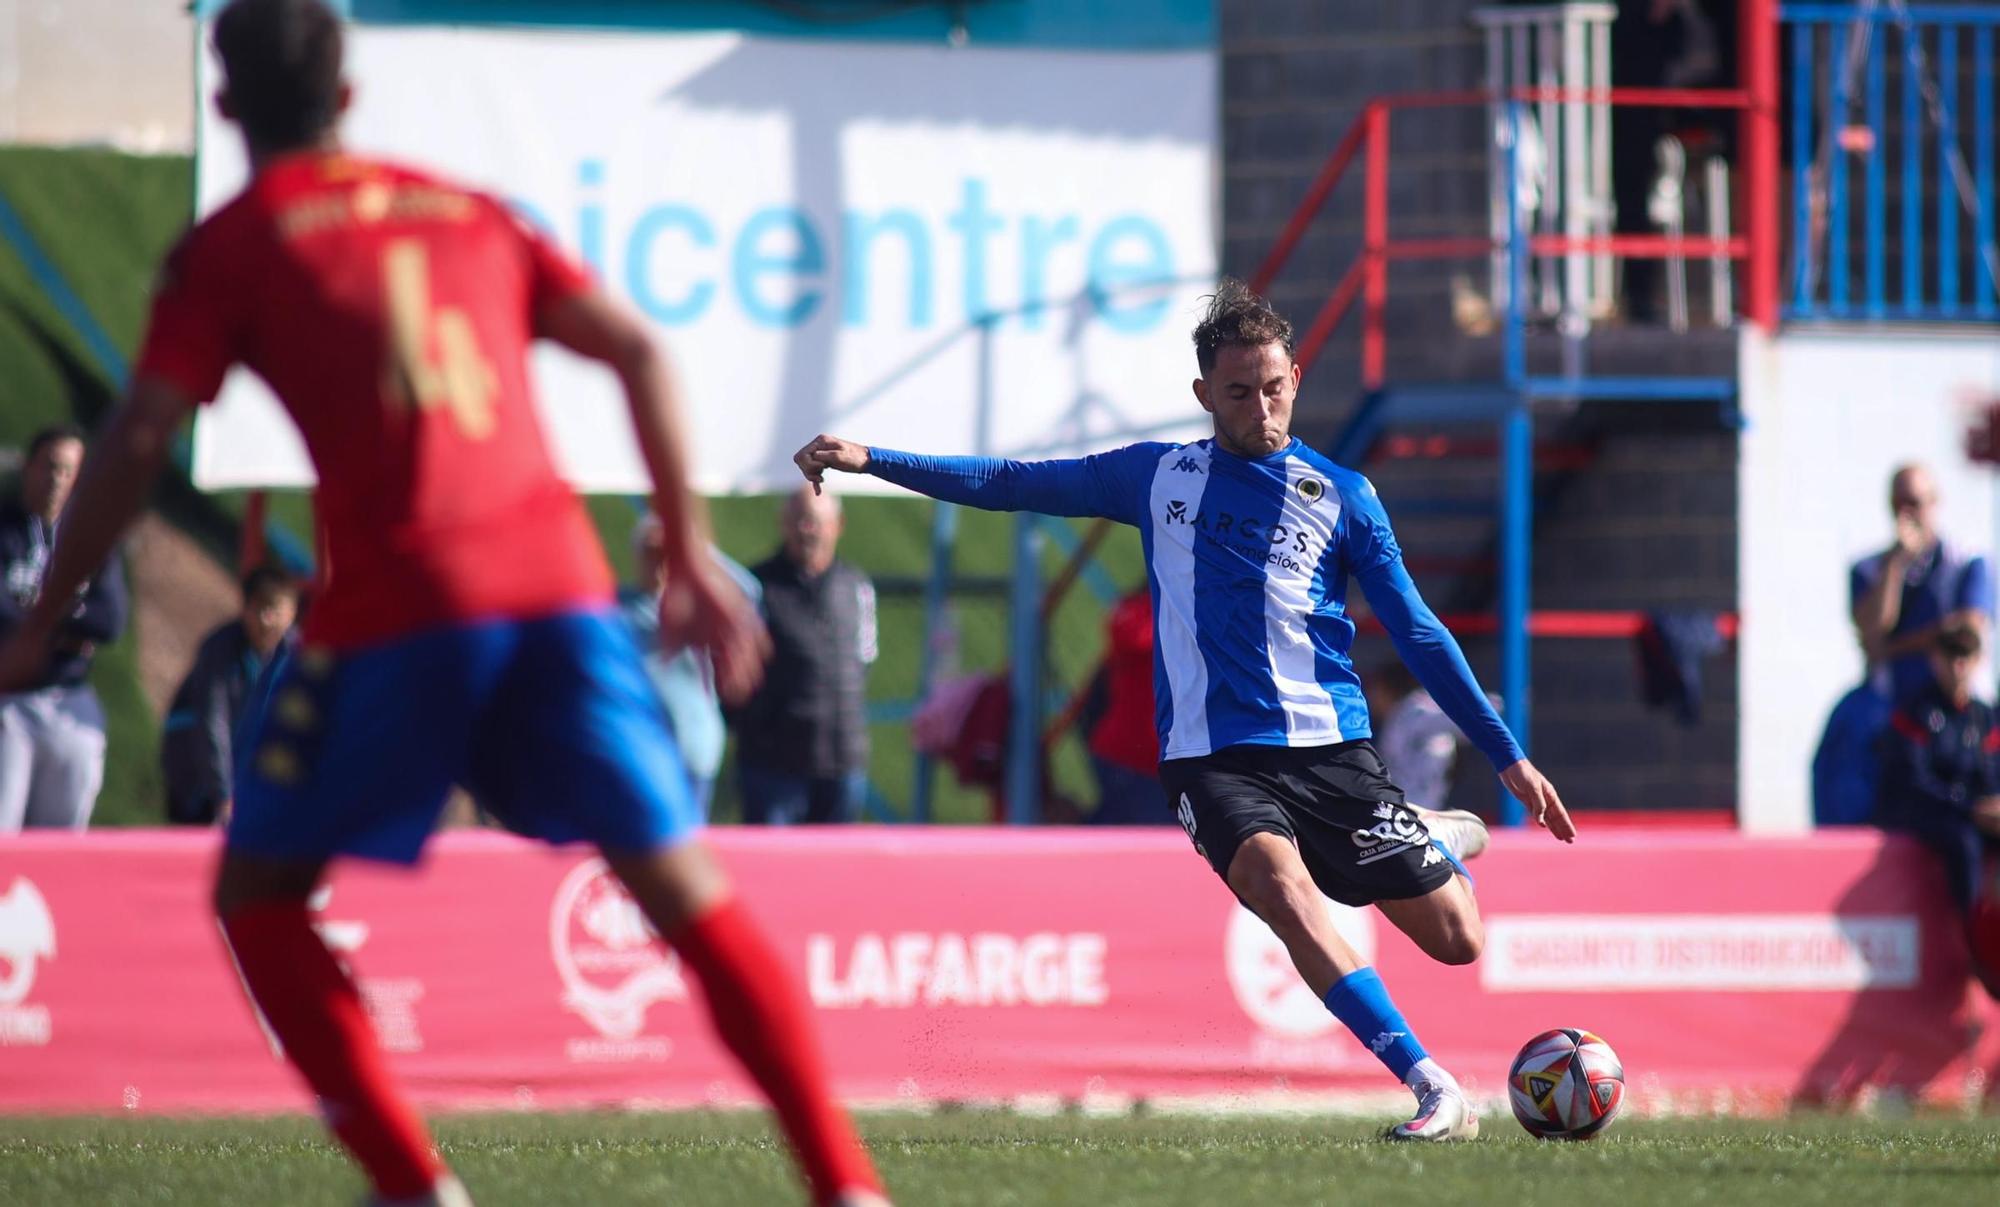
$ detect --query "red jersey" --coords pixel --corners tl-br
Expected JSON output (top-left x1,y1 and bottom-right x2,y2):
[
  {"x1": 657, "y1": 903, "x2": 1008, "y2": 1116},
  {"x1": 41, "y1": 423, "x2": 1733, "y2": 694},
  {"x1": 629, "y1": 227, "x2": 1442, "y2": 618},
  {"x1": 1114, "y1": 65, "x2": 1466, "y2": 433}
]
[
  {"x1": 136, "y1": 152, "x2": 614, "y2": 649},
  {"x1": 1088, "y1": 589, "x2": 1161, "y2": 773}
]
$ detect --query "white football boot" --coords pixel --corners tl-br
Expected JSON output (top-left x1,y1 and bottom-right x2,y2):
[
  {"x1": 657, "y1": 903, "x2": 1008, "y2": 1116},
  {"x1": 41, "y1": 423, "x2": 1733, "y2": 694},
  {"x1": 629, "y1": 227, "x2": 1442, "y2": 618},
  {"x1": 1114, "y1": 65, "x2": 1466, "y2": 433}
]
[
  {"x1": 1416, "y1": 807, "x2": 1489, "y2": 863},
  {"x1": 362, "y1": 1174, "x2": 474, "y2": 1207},
  {"x1": 1386, "y1": 1078, "x2": 1480, "y2": 1142},
  {"x1": 831, "y1": 1191, "x2": 895, "y2": 1207}
]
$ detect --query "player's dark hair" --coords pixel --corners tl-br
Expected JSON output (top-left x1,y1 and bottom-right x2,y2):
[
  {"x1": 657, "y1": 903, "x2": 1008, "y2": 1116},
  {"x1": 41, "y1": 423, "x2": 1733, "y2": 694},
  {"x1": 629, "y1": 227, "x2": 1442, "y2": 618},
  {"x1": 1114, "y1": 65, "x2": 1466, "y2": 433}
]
[
  {"x1": 25, "y1": 423, "x2": 85, "y2": 464},
  {"x1": 241, "y1": 563, "x2": 300, "y2": 603},
  {"x1": 212, "y1": 0, "x2": 345, "y2": 152},
  {"x1": 1192, "y1": 278, "x2": 1294, "y2": 376},
  {"x1": 1936, "y1": 621, "x2": 1983, "y2": 658}
]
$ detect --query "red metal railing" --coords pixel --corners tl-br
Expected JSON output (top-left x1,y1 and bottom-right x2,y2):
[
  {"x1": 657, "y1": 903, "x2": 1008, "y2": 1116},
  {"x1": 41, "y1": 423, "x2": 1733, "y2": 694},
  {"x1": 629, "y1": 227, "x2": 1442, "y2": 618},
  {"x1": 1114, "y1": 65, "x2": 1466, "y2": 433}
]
[
  {"x1": 1249, "y1": 41, "x2": 1781, "y2": 656},
  {"x1": 1248, "y1": 85, "x2": 1773, "y2": 389}
]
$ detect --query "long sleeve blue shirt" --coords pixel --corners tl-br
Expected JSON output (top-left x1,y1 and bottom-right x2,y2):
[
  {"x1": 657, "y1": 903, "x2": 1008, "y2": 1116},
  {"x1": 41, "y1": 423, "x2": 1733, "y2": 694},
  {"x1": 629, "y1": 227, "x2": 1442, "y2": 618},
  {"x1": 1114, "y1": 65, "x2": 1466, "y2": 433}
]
[{"x1": 867, "y1": 438, "x2": 1523, "y2": 769}]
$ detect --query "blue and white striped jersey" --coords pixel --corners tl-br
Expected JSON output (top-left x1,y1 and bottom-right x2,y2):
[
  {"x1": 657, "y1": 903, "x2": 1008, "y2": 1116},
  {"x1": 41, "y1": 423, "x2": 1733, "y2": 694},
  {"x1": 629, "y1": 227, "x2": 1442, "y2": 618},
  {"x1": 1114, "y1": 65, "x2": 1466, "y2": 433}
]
[{"x1": 867, "y1": 438, "x2": 1523, "y2": 769}]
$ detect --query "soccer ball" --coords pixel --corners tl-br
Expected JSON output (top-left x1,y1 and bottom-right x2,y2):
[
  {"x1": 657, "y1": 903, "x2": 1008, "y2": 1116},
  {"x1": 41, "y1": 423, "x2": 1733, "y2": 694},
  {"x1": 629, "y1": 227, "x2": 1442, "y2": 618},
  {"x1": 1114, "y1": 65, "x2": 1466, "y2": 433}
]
[{"x1": 1507, "y1": 1028, "x2": 1625, "y2": 1140}]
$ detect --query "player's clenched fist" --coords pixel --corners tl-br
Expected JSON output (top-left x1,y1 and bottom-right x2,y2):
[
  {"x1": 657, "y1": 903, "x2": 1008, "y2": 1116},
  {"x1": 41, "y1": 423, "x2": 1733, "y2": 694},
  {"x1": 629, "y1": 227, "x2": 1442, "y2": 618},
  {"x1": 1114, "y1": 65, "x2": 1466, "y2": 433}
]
[{"x1": 794, "y1": 434, "x2": 871, "y2": 493}]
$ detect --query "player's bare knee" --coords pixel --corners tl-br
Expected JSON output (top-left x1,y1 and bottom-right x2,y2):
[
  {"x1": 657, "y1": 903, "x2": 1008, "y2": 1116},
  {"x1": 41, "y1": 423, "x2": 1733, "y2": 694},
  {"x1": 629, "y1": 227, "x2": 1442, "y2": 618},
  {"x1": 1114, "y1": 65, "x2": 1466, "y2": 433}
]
[
  {"x1": 601, "y1": 841, "x2": 731, "y2": 937},
  {"x1": 1436, "y1": 932, "x2": 1483, "y2": 966},
  {"x1": 1434, "y1": 916, "x2": 1484, "y2": 965},
  {"x1": 1236, "y1": 867, "x2": 1321, "y2": 938}
]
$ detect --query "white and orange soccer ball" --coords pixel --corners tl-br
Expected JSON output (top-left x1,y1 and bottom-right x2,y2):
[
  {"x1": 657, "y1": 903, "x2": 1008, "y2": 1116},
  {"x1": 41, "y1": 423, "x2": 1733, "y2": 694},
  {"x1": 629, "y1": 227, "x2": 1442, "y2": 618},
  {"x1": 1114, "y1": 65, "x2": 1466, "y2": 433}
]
[{"x1": 1507, "y1": 1028, "x2": 1625, "y2": 1140}]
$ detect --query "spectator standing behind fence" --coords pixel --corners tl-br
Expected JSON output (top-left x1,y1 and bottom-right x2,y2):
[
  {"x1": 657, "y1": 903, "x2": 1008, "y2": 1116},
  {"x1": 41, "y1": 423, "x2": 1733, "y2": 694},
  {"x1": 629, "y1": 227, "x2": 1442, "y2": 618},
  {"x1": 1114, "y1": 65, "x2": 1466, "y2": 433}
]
[
  {"x1": 1368, "y1": 660, "x2": 1472, "y2": 812},
  {"x1": 0, "y1": 425, "x2": 128, "y2": 831},
  {"x1": 729, "y1": 485, "x2": 877, "y2": 824},
  {"x1": 1876, "y1": 622, "x2": 2000, "y2": 923},
  {"x1": 1817, "y1": 465, "x2": 1998, "y2": 827},
  {"x1": 1851, "y1": 464, "x2": 1993, "y2": 704},
  {"x1": 622, "y1": 516, "x2": 759, "y2": 817},
  {"x1": 162, "y1": 565, "x2": 300, "y2": 826},
  {"x1": 1083, "y1": 587, "x2": 1171, "y2": 825}
]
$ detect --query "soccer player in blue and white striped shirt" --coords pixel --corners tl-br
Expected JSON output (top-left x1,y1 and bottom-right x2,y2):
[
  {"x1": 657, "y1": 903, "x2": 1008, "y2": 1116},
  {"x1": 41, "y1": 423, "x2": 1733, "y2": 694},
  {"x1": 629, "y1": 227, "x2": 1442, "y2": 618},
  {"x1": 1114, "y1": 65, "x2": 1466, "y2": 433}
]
[{"x1": 794, "y1": 279, "x2": 1576, "y2": 1141}]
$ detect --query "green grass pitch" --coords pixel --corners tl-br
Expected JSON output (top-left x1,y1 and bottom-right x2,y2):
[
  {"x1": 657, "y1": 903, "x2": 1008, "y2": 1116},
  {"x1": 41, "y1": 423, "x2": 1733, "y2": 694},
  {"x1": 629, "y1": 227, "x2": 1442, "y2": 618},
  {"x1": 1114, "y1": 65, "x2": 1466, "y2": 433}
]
[{"x1": 3, "y1": 1110, "x2": 1997, "y2": 1205}]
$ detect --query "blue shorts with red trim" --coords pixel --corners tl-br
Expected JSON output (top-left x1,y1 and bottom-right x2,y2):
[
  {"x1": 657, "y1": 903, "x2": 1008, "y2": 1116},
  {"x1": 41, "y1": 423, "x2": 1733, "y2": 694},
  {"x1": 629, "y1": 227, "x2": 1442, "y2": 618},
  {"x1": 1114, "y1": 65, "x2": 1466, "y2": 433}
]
[{"x1": 228, "y1": 607, "x2": 698, "y2": 864}]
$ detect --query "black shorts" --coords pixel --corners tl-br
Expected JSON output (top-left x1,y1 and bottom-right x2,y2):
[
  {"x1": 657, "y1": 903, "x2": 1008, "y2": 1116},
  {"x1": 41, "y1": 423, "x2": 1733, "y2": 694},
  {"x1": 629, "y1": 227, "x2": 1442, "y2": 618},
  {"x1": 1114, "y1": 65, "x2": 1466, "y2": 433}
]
[{"x1": 1160, "y1": 740, "x2": 1456, "y2": 907}]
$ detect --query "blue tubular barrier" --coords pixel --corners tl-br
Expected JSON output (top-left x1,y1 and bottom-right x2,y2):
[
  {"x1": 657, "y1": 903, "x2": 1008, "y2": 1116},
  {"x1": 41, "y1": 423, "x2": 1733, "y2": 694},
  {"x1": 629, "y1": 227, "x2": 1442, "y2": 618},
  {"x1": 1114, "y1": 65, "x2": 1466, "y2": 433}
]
[{"x1": 1782, "y1": 4, "x2": 2000, "y2": 322}]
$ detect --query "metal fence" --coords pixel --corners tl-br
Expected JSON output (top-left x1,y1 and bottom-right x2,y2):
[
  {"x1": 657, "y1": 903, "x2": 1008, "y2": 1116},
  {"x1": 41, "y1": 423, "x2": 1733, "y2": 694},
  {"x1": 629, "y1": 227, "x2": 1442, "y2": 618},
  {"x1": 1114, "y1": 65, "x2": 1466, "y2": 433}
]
[{"x1": 1784, "y1": 3, "x2": 2000, "y2": 320}]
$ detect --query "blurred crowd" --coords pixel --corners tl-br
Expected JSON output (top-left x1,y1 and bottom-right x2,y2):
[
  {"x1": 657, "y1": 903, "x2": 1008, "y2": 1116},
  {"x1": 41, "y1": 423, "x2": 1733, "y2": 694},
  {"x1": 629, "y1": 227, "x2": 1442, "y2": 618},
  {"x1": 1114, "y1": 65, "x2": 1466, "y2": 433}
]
[
  {"x1": 2, "y1": 427, "x2": 1478, "y2": 837},
  {"x1": 1813, "y1": 463, "x2": 2000, "y2": 991},
  {"x1": 6, "y1": 437, "x2": 1997, "y2": 962},
  {"x1": 0, "y1": 425, "x2": 125, "y2": 829}
]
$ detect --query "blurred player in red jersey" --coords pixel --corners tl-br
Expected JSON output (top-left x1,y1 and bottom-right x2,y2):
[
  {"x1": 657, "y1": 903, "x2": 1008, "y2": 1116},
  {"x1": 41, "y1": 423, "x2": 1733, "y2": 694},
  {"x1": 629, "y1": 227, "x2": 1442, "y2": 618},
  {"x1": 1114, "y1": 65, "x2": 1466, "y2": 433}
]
[{"x1": 0, "y1": 3, "x2": 888, "y2": 1204}]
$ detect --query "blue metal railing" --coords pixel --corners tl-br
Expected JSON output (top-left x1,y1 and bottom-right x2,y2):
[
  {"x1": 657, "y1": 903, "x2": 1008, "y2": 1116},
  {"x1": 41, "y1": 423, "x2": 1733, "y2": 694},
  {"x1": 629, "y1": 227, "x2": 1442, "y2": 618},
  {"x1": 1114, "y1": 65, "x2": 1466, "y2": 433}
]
[{"x1": 1783, "y1": 4, "x2": 2000, "y2": 321}]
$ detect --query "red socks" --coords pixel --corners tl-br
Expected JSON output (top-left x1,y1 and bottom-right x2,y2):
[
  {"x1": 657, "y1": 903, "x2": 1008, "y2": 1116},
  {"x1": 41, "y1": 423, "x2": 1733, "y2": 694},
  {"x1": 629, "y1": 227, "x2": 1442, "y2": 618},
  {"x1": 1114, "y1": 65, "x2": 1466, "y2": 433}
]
[
  {"x1": 221, "y1": 901, "x2": 444, "y2": 1199},
  {"x1": 671, "y1": 896, "x2": 883, "y2": 1204},
  {"x1": 219, "y1": 895, "x2": 877, "y2": 1204}
]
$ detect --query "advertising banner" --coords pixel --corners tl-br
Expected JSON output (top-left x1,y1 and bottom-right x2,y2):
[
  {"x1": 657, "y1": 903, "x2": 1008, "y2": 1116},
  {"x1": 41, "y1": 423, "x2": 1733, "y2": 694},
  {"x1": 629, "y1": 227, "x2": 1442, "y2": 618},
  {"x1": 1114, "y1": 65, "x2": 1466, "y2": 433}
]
[
  {"x1": 1, "y1": 829, "x2": 1993, "y2": 1115},
  {"x1": 189, "y1": 27, "x2": 1219, "y2": 496}
]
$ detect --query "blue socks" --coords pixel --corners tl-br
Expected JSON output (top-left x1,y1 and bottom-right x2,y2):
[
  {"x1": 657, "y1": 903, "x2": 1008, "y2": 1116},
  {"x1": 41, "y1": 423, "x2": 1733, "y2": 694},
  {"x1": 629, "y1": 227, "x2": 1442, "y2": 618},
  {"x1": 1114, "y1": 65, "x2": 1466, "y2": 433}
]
[{"x1": 1322, "y1": 967, "x2": 1430, "y2": 1082}]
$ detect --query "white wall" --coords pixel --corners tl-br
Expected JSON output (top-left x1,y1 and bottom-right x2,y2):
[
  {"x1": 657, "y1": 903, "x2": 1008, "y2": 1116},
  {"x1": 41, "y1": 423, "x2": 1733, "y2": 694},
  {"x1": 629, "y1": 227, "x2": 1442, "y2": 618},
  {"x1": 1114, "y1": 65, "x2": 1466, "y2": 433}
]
[
  {"x1": 0, "y1": 0, "x2": 195, "y2": 151},
  {"x1": 1738, "y1": 327, "x2": 2000, "y2": 833},
  {"x1": 190, "y1": 26, "x2": 1218, "y2": 496}
]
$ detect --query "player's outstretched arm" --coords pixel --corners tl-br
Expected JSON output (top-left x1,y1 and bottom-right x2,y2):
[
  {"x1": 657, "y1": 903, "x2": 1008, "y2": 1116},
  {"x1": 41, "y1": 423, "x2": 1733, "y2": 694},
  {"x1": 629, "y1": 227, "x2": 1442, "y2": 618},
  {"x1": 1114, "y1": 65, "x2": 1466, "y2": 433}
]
[
  {"x1": 540, "y1": 290, "x2": 769, "y2": 703},
  {"x1": 1344, "y1": 476, "x2": 1577, "y2": 843},
  {"x1": 793, "y1": 433, "x2": 1150, "y2": 525},
  {"x1": 0, "y1": 377, "x2": 188, "y2": 692}
]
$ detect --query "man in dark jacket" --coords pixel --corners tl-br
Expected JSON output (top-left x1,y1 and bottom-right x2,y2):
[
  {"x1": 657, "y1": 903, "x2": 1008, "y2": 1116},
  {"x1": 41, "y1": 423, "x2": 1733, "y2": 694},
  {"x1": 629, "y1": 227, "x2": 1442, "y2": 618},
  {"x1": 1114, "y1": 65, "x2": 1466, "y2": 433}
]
[
  {"x1": 730, "y1": 485, "x2": 876, "y2": 824},
  {"x1": 0, "y1": 424, "x2": 129, "y2": 830},
  {"x1": 1877, "y1": 621, "x2": 2000, "y2": 915},
  {"x1": 162, "y1": 565, "x2": 300, "y2": 825}
]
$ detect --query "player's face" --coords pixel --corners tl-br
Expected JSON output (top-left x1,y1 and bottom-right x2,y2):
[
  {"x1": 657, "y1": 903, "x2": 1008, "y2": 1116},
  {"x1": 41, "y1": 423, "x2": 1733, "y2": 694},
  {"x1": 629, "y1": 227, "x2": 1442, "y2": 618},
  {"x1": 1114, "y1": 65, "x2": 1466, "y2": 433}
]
[
  {"x1": 242, "y1": 588, "x2": 299, "y2": 657},
  {"x1": 1890, "y1": 470, "x2": 1940, "y2": 545},
  {"x1": 21, "y1": 438, "x2": 83, "y2": 522},
  {"x1": 1931, "y1": 645, "x2": 1981, "y2": 702},
  {"x1": 1195, "y1": 342, "x2": 1299, "y2": 458},
  {"x1": 782, "y1": 489, "x2": 843, "y2": 576}
]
